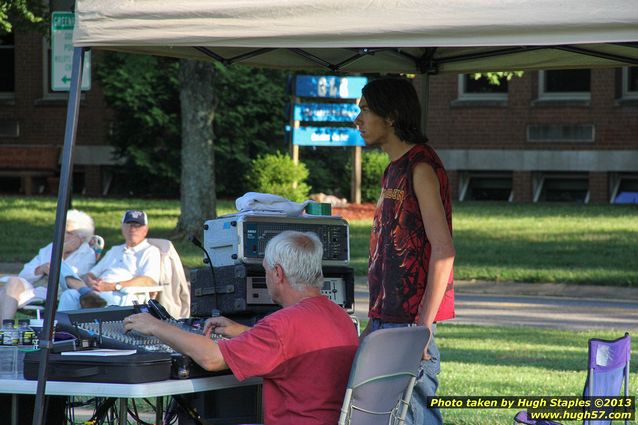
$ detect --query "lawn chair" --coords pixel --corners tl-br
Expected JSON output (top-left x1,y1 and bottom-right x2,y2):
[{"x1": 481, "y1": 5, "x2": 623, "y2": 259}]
[
  {"x1": 514, "y1": 333, "x2": 631, "y2": 425},
  {"x1": 583, "y1": 332, "x2": 631, "y2": 425},
  {"x1": 143, "y1": 238, "x2": 190, "y2": 319},
  {"x1": 338, "y1": 326, "x2": 430, "y2": 425}
]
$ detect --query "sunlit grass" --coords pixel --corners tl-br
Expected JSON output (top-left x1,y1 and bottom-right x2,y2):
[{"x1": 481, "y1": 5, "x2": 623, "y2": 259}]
[
  {"x1": 1, "y1": 197, "x2": 637, "y2": 285},
  {"x1": 436, "y1": 324, "x2": 636, "y2": 424}
]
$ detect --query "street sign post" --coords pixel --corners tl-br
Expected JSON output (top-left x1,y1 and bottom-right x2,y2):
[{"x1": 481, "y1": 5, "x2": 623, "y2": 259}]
[
  {"x1": 51, "y1": 11, "x2": 91, "y2": 91},
  {"x1": 290, "y1": 75, "x2": 368, "y2": 203}
]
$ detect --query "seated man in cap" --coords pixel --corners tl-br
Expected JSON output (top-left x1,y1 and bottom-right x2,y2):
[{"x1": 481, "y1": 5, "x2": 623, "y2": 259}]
[{"x1": 59, "y1": 210, "x2": 161, "y2": 310}]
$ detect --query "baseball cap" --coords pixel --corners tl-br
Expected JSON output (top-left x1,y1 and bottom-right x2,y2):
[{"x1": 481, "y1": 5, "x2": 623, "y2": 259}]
[{"x1": 122, "y1": 210, "x2": 148, "y2": 225}]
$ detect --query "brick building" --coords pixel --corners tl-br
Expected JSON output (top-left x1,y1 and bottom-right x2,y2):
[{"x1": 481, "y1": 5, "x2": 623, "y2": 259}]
[
  {"x1": 0, "y1": 30, "x2": 116, "y2": 196},
  {"x1": 1, "y1": 28, "x2": 637, "y2": 202},
  {"x1": 423, "y1": 69, "x2": 638, "y2": 203}
]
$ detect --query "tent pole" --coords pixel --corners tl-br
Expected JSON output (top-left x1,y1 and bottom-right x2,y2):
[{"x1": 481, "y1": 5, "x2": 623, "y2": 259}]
[{"x1": 32, "y1": 46, "x2": 86, "y2": 425}]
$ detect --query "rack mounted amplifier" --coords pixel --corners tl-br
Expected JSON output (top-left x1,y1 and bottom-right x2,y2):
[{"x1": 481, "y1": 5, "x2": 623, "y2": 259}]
[
  {"x1": 203, "y1": 214, "x2": 349, "y2": 268},
  {"x1": 190, "y1": 264, "x2": 354, "y2": 317}
]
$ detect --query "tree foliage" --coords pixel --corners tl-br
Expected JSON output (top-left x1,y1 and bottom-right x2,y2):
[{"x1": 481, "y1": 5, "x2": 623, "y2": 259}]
[
  {"x1": 344, "y1": 149, "x2": 389, "y2": 202},
  {"x1": 0, "y1": 0, "x2": 48, "y2": 34},
  {"x1": 246, "y1": 153, "x2": 311, "y2": 202},
  {"x1": 96, "y1": 52, "x2": 289, "y2": 198},
  {"x1": 301, "y1": 147, "x2": 352, "y2": 198},
  {"x1": 471, "y1": 71, "x2": 524, "y2": 85},
  {"x1": 211, "y1": 63, "x2": 289, "y2": 196},
  {"x1": 96, "y1": 53, "x2": 182, "y2": 196}
]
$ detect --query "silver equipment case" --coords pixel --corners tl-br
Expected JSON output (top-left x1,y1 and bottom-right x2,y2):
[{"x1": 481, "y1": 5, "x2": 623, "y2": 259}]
[{"x1": 203, "y1": 214, "x2": 350, "y2": 267}]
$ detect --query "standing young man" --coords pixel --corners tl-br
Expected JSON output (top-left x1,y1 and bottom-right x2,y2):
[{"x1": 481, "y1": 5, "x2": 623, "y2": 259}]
[{"x1": 355, "y1": 78, "x2": 456, "y2": 425}]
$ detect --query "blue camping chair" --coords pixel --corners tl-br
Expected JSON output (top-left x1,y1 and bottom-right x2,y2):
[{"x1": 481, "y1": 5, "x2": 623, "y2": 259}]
[
  {"x1": 514, "y1": 333, "x2": 631, "y2": 425},
  {"x1": 583, "y1": 333, "x2": 631, "y2": 425}
]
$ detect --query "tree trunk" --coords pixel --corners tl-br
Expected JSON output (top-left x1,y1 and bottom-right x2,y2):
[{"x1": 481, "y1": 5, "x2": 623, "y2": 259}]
[{"x1": 175, "y1": 59, "x2": 216, "y2": 238}]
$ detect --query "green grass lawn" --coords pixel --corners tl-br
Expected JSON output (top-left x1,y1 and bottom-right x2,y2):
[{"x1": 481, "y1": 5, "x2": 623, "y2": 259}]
[
  {"x1": 0, "y1": 196, "x2": 236, "y2": 271},
  {"x1": 1, "y1": 196, "x2": 637, "y2": 285},
  {"x1": 347, "y1": 202, "x2": 638, "y2": 285},
  {"x1": 452, "y1": 202, "x2": 638, "y2": 286},
  {"x1": 3, "y1": 196, "x2": 636, "y2": 423},
  {"x1": 435, "y1": 324, "x2": 637, "y2": 424}
]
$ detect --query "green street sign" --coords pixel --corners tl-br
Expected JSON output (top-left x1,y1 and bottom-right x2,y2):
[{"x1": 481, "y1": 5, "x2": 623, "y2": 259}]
[{"x1": 51, "y1": 11, "x2": 91, "y2": 91}]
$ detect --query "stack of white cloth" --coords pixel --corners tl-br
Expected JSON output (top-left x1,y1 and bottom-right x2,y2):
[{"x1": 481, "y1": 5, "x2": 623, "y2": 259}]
[{"x1": 235, "y1": 192, "x2": 311, "y2": 217}]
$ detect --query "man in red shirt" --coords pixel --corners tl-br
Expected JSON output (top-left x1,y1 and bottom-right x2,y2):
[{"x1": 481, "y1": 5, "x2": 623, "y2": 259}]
[{"x1": 125, "y1": 230, "x2": 359, "y2": 425}]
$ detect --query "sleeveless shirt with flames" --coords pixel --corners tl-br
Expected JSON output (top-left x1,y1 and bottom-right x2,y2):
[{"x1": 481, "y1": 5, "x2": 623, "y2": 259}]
[{"x1": 368, "y1": 144, "x2": 455, "y2": 323}]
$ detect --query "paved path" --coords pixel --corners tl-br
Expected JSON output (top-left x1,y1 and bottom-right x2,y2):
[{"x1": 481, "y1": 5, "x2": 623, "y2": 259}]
[
  {"x1": 354, "y1": 279, "x2": 638, "y2": 332},
  {"x1": 452, "y1": 293, "x2": 638, "y2": 331}
]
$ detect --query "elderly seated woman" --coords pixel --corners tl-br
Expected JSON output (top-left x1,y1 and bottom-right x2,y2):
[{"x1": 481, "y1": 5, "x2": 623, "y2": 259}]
[{"x1": 0, "y1": 209, "x2": 97, "y2": 321}]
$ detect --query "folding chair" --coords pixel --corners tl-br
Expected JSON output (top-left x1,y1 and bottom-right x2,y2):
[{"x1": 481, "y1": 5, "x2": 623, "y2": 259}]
[
  {"x1": 514, "y1": 333, "x2": 631, "y2": 425},
  {"x1": 144, "y1": 238, "x2": 191, "y2": 319},
  {"x1": 338, "y1": 326, "x2": 430, "y2": 425},
  {"x1": 584, "y1": 332, "x2": 631, "y2": 425}
]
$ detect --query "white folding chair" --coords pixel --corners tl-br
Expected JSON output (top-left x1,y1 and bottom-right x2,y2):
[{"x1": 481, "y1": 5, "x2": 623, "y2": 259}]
[{"x1": 146, "y1": 238, "x2": 191, "y2": 319}]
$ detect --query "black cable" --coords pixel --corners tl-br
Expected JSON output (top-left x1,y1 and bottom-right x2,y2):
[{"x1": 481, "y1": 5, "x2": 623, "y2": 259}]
[
  {"x1": 169, "y1": 395, "x2": 206, "y2": 425},
  {"x1": 163, "y1": 395, "x2": 180, "y2": 425},
  {"x1": 127, "y1": 400, "x2": 154, "y2": 425},
  {"x1": 87, "y1": 397, "x2": 117, "y2": 423}
]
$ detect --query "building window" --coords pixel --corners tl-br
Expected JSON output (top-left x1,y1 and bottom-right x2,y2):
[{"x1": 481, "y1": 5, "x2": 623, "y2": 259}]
[
  {"x1": 622, "y1": 67, "x2": 638, "y2": 99},
  {"x1": 533, "y1": 173, "x2": 589, "y2": 203},
  {"x1": 0, "y1": 32, "x2": 15, "y2": 97},
  {"x1": 459, "y1": 171, "x2": 513, "y2": 201},
  {"x1": 527, "y1": 124, "x2": 595, "y2": 143},
  {"x1": 610, "y1": 173, "x2": 638, "y2": 204},
  {"x1": 457, "y1": 74, "x2": 508, "y2": 101},
  {"x1": 538, "y1": 69, "x2": 591, "y2": 100}
]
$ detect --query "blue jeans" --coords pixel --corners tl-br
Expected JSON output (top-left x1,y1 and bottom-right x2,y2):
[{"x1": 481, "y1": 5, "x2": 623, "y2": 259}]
[{"x1": 369, "y1": 319, "x2": 443, "y2": 425}]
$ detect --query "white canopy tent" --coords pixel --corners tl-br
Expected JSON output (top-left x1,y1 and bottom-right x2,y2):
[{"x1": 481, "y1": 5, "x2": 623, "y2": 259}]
[
  {"x1": 33, "y1": 2, "x2": 638, "y2": 423},
  {"x1": 73, "y1": 0, "x2": 638, "y2": 73}
]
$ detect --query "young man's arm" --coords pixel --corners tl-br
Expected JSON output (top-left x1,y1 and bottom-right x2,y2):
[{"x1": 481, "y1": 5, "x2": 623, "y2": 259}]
[{"x1": 412, "y1": 162, "x2": 455, "y2": 358}]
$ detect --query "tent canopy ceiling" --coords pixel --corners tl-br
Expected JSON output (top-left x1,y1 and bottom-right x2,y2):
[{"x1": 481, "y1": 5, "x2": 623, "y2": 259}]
[{"x1": 74, "y1": 0, "x2": 638, "y2": 73}]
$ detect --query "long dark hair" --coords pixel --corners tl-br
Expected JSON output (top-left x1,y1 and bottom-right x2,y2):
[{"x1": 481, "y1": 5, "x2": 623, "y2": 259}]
[{"x1": 361, "y1": 78, "x2": 428, "y2": 144}]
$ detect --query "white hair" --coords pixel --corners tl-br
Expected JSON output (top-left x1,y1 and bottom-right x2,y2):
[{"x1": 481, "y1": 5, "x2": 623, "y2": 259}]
[
  {"x1": 66, "y1": 209, "x2": 95, "y2": 242},
  {"x1": 264, "y1": 231, "x2": 324, "y2": 290}
]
